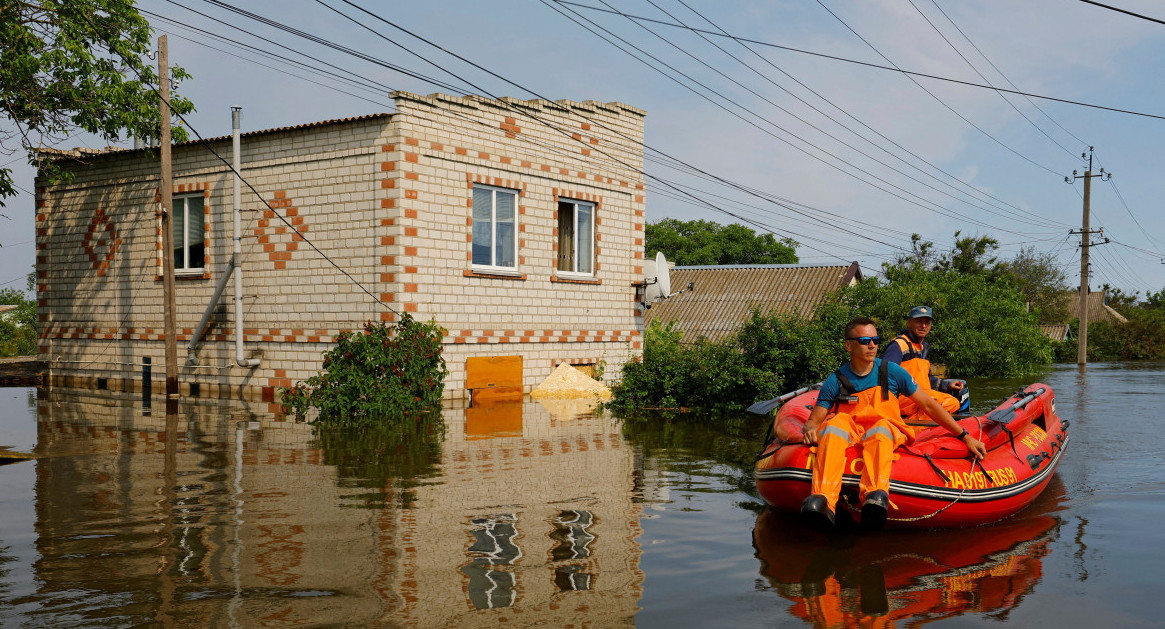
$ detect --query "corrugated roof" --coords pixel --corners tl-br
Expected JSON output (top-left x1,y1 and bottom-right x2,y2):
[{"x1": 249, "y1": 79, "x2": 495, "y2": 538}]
[
  {"x1": 36, "y1": 113, "x2": 394, "y2": 160},
  {"x1": 1039, "y1": 324, "x2": 1071, "y2": 342},
  {"x1": 1067, "y1": 292, "x2": 1128, "y2": 324},
  {"x1": 644, "y1": 262, "x2": 861, "y2": 342}
]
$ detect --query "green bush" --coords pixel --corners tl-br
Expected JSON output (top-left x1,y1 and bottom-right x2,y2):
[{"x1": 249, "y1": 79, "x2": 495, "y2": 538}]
[
  {"x1": 0, "y1": 281, "x2": 37, "y2": 357},
  {"x1": 609, "y1": 265, "x2": 1056, "y2": 413},
  {"x1": 1088, "y1": 308, "x2": 1165, "y2": 361},
  {"x1": 831, "y1": 267, "x2": 1054, "y2": 377},
  {"x1": 609, "y1": 311, "x2": 843, "y2": 413},
  {"x1": 281, "y1": 314, "x2": 448, "y2": 423}
]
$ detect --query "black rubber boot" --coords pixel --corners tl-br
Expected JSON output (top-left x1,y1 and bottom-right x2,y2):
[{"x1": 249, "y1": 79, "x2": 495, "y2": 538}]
[
  {"x1": 800, "y1": 494, "x2": 836, "y2": 532},
  {"x1": 861, "y1": 490, "x2": 889, "y2": 531}
]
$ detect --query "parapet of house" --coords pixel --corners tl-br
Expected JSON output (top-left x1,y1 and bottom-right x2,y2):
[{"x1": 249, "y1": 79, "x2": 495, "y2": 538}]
[{"x1": 35, "y1": 92, "x2": 647, "y2": 408}]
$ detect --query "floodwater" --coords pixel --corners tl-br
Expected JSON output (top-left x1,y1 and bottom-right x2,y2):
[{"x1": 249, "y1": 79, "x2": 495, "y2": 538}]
[{"x1": 0, "y1": 362, "x2": 1161, "y2": 628}]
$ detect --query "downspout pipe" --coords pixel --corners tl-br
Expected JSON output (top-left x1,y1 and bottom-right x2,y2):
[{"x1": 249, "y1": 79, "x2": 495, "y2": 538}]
[{"x1": 233, "y1": 106, "x2": 261, "y2": 368}]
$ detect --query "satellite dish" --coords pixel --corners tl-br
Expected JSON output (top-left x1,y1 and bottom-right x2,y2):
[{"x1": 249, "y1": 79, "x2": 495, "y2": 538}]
[{"x1": 644, "y1": 251, "x2": 672, "y2": 303}]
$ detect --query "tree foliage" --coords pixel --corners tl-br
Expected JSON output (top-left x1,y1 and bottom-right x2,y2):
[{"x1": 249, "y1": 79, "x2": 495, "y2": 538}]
[
  {"x1": 830, "y1": 266, "x2": 1055, "y2": 377},
  {"x1": 645, "y1": 218, "x2": 798, "y2": 266},
  {"x1": 281, "y1": 315, "x2": 448, "y2": 423},
  {"x1": 1, "y1": 0, "x2": 194, "y2": 208},
  {"x1": 0, "y1": 270, "x2": 36, "y2": 357},
  {"x1": 611, "y1": 261, "x2": 1055, "y2": 413},
  {"x1": 1081, "y1": 285, "x2": 1165, "y2": 361},
  {"x1": 998, "y1": 246, "x2": 1070, "y2": 324}
]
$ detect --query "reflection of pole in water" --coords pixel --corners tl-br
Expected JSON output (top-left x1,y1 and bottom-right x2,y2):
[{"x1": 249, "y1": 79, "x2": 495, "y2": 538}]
[
  {"x1": 155, "y1": 411, "x2": 178, "y2": 627},
  {"x1": 1074, "y1": 515, "x2": 1090, "y2": 582},
  {"x1": 229, "y1": 421, "x2": 245, "y2": 628}
]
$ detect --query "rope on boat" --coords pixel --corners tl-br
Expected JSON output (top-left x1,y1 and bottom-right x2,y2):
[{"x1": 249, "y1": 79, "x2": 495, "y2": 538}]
[{"x1": 883, "y1": 416, "x2": 985, "y2": 523}]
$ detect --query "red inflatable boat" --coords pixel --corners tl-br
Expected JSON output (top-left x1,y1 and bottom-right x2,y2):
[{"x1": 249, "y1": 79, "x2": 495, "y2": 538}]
[{"x1": 753, "y1": 383, "x2": 1068, "y2": 528}]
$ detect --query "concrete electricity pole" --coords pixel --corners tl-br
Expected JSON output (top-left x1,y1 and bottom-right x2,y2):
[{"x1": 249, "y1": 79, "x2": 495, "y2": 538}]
[
  {"x1": 158, "y1": 36, "x2": 179, "y2": 401},
  {"x1": 1065, "y1": 147, "x2": 1110, "y2": 367}
]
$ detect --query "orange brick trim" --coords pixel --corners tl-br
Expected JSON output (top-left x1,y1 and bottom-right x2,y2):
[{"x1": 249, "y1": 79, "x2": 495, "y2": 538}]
[
  {"x1": 550, "y1": 276, "x2": 601, "y2": 285},
  {"x1": 551, "y1": 357, "x2": 602, "y2": 367},
  {"x1": 82, "y1": 208, "x2": 121, "y2": 277},
  {"x1": 415, "y1": 141, "x2": 642, "y2": 189},
  {"x1": 41, "y1": 324, "x2": 346, "y2": 344},
  {"x1": 255, "y1": 191, "x2": 309, "y2": 271},
  {"x1": 463, "y1": 270, "x2": 527, "y2": 280},
  {"x1": 447, "y1": 329, "x2": 638, "y2": 345},
  {"x1": 156, "y1": 184, "x2": 213, "y2": 280}
]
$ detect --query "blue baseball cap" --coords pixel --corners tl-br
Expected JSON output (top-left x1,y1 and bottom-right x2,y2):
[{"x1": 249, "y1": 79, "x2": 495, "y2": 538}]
[{"x1": 908, "y1": 306, "x2": 933, "y2": 320}]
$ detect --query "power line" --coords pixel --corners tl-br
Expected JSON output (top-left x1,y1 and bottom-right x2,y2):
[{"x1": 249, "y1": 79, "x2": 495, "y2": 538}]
[
  {"x1": 668, "y1": 0, "x2": 1069, "y2": 229},
  {"x1": 906, "y1": 0, "x2": 1080, "y2": 159},
  {"x1": 552, "y1": 0, "x2": 1165, "y2": 122},
  {"x1": 813, "y1": 0, "x2": 1062, "y2": 176},
  {"x1": 928, "y1": 0, "x2": 1091, "y2": 149},
  {"x1": 1079, "y1": 0, "x2": 1165, "y2": 26},
  {"x1": 543, "y1": 0, "x2": 1057, "y2": 237},
  {"x1": 592, "y1": 0, "x2": 1066, "y2": 230}
]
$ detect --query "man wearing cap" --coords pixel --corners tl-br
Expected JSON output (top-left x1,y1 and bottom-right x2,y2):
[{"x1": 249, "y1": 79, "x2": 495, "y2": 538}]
[
  {"x1": 800, "y1": 317, "x2": 986, "y2": 531},
  {"x1": 882, "y1": 306, "x2": 965, "y2": 422}
]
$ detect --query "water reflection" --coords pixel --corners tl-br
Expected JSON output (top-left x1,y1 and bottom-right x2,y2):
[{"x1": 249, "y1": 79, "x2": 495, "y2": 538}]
[
  {"x1": 753, "y1": 479, "x2": 1068, "y2": 627},
  {"x1": 4, "y1": 388, "x2": 642, "y2": 627}
]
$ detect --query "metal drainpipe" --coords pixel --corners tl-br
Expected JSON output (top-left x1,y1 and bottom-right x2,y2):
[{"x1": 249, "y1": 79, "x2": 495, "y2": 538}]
[{"x1": 233, "y1": 106, "x2": 260, "y2": 368}]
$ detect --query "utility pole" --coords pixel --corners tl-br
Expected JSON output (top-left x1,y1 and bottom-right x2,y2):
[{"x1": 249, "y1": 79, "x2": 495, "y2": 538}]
[
  {"x1": 158, "y1": 36, "x2": 179, "y2": 403},
  {"x1": 1065, "y1": 147, "x2": 1110, "y2": 368}
]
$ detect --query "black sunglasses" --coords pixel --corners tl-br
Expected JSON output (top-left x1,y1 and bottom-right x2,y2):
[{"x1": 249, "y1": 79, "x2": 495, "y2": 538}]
[{"x1": 845, "y1": 336, "x2": 881, "y2": 345}]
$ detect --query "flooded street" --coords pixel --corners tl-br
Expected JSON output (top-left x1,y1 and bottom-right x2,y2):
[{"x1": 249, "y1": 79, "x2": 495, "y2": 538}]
[{"x1": 1, "y1": 362, "x2": 1163, "y2": 627}]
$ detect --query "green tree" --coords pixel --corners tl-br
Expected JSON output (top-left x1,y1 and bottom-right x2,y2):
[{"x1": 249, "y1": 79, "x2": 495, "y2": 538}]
[
  {"x1": 1000, "y1": 246, "x2": 1070, "y2": 324},
  {"x1": 1, "y1": 0, "x2": 194, "y2": 211},
  {"x1": 0, "y1": 270, "x2": 37, "y2": 357},
  {"x1": 645, "y1": 218, "x2": 798, "y2": 266},
  {"x1": 896, "y1": 231, "x2": 1002, "y2": 276},
  {"x1": 832, "y1": 265, "x2": 1054, "y2": 377}
]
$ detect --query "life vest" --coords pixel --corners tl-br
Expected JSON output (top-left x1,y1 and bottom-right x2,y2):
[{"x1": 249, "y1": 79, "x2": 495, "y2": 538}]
[
  {"x1": 830, "y1": 359, "x2": 915, "y2": 441},
  {"x1": 892, "y1": 333, "x2": 933, "y2": 392}
]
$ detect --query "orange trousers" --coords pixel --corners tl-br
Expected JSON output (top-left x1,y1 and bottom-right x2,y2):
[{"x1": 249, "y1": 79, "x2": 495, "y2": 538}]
[
  {"x1": 811, "y1": 413, "x2": 908, "y2": 510},
  {"x1": 898, "y1": 389, "x2": 959, "y2": 423}
]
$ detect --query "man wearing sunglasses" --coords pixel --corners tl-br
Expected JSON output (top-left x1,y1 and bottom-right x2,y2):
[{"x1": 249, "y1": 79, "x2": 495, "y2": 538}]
[
  {"x1": 800, "y1": 317, "x2": 986, "y2": 531},
  {"x1": 882, "y1": 305, "x2": 967, "y2": 421}
]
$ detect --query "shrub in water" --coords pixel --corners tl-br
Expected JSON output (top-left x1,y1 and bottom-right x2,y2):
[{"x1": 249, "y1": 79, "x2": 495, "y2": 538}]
[{"x1": 281, "y1": 314, "x2": 448, "y2": 422}]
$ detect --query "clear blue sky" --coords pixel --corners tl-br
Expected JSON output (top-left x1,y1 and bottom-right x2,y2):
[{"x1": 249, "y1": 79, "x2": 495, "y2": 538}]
[{"x1": 4, "y1": 0, "x2": 1164, "y2": 297}]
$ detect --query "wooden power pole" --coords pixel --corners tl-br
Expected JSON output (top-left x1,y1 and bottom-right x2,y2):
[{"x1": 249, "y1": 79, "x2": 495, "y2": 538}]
[
  {"x1": 1066, "y1": 147, "x2": 1109, "y2": 368},
  {"x1": 158, "y1": 36, "x2": 179, "y2": 400}
]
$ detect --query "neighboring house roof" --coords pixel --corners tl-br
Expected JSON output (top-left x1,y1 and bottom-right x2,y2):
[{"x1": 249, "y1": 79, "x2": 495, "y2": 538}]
[
  {"x1": 1039, "y1": 324, "x2": 1071, "y2": 342},
  {"x1": 644, "y1": 262, "x2": 862, "y2": 342},
  {"x1": 1068, "y1": 291, "x2": 1128, "y2": 324}
]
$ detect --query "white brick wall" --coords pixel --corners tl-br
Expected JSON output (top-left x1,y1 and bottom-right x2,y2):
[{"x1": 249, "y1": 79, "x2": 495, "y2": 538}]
[{"x1": 37, "y1": 95, "x2": 647, "y2": 407}]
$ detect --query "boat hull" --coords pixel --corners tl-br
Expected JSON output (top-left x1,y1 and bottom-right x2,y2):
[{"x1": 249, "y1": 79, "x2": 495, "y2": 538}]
[{"x1": 754, "y1": 383, "x2": 1067, "y2": 528}]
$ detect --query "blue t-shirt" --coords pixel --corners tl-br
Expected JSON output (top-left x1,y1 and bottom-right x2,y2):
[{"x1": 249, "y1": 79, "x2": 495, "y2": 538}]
[{"x1": 816, "y1": 358, "x2": 919, "y2": 409}]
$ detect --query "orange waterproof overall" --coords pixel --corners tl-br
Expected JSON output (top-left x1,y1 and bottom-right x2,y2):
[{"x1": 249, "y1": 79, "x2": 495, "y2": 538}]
[
  {"x1": 891, "y1": 335, "x2": 959, "y2": 421},
  {"x1": 812, "y1": 362, "x2": 915, "y2": 510}
]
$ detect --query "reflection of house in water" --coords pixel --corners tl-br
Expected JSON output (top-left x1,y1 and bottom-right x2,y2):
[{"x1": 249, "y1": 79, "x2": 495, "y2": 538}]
[
  {"x1": 27, "y1": 390, "x2": 643, "y2": 626},
  {"x1": 392, "y1": 398, "x2": 644, "y2": 626}
]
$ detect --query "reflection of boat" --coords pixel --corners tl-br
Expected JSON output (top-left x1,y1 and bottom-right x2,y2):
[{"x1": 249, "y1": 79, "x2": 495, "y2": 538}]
[
  {"x1": 754, "y1": 384, "x2": 1068, "y2": 528},
  {"x1": 752, "y1": 489, "x2": 1063, "y2": 626}
]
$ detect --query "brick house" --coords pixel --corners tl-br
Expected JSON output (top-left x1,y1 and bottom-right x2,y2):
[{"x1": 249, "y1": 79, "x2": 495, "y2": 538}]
[{"x1": 35, "y1": 91, "x2": 647, "y2": 403}]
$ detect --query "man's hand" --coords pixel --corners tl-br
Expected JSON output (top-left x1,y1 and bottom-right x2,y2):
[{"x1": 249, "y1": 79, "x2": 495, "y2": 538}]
[
  {"x1": 964, "y1": 434, "x2": 987, "y2": 460},
  {"x1": 950, "y1": 380, "x2": 965, "y2": 391},
  {"x1": 802, "y1": 419, "x2": 820, "y2": 445},
  {"x1": 801, "y1": 406, "x2": 829, "y2": 445}
]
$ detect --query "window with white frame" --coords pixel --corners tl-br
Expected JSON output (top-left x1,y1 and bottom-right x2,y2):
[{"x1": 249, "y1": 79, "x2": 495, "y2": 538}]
[
  {"x1": 472, "y1": 185, "x2": 517, "y2": 271},
  {"x1": 172, "y1": 193, "x2": 206, "y2": 272},
  {"x1": 556, "y1": 199, "x2": 594, "y2": 275}
]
